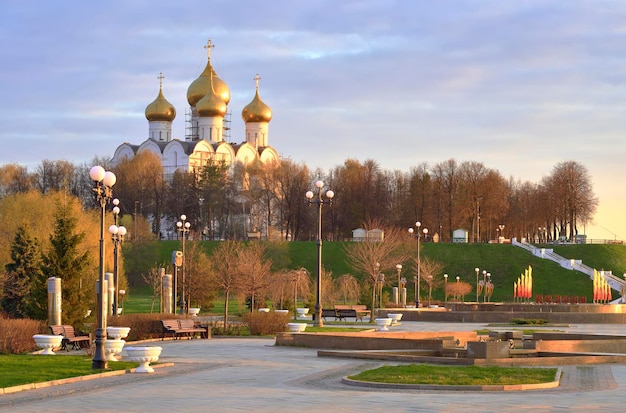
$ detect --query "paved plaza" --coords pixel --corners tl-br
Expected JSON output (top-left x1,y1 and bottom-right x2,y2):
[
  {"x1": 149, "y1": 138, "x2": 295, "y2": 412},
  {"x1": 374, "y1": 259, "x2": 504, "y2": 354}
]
[{"x1": 2, "y1": 322, "x2": 626, "y2": 412}]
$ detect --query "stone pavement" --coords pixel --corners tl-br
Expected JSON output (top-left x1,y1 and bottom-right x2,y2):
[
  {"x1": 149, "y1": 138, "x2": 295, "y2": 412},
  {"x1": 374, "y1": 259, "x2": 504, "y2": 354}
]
[{"x1": 1, "y1": 322, "x2": 626, "y2": 412}]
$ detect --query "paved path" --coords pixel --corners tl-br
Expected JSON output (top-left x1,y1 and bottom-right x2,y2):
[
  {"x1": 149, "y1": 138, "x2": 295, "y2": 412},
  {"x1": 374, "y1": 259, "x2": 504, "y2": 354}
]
[{"x1": 2, "y1": 322, "x2": 626, "y2": 412}]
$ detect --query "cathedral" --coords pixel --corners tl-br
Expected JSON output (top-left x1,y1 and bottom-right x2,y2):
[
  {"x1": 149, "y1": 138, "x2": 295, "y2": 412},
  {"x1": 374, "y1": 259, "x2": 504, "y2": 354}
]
[{"x1": 111, "y1": 39, "x2": 280, "y2": 175}]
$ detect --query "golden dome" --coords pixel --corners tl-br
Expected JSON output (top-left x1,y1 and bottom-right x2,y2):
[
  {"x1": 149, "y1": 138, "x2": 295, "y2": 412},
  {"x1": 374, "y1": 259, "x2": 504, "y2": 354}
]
[
  {"x1": 145, "y1": 74, "x2": 176, "y2": 122},
  {"x1": 241, "y1": 74, "x2": 272, "y2": 123},
  {"x1": 196, "y1": 73, "x2": 227, "y2": 118},
  {"x1": 187, "y1": 40, "x2": 231, "y2": 106}
]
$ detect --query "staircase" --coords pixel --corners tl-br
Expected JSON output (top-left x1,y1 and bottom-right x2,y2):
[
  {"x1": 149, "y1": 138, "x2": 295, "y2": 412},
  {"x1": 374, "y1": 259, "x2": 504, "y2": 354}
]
[{"x1": 512, "y1": 238, "x2": 625, "y2": 304}]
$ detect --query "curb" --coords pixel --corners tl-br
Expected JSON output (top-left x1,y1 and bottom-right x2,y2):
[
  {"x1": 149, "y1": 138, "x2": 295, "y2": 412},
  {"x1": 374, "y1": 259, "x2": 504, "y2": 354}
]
[
  {"x1": 0, "y1": 362, "x2": 175, "y2": 395},
  {"x1": 341, "y1": 367, "x2": 562, "y2": 392}
]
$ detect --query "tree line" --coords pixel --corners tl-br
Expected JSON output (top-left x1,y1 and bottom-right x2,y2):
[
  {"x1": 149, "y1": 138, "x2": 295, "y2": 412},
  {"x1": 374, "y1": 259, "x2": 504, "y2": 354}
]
[{"x1": 0, "y1": 154, "x2": 597, "y2": 243}]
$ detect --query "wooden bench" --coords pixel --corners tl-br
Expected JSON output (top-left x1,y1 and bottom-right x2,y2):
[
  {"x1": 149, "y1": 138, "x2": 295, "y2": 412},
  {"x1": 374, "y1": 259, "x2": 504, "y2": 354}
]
[
  {"x1": 334, "y1": 305, "x2": 371, "y2": 322},
  {"x1": 161, "y1": 319, "x2": 208, "y2": 339},
  {"x1": 49, "y1": 325, "x2": 90, "y2": 351}
]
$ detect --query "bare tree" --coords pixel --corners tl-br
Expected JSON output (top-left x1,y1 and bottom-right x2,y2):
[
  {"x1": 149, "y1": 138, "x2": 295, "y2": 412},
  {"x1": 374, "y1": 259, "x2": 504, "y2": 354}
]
[
  {"x1": 211, "y1": 241, "x2": 242, "y2": 330},
  {"x1": 236, "y1": 243, "x2": 273, "y2": 311},
  {"x1": 344, "y1": 220, "x2": 409, "y2": 320},
  {"x1": 334, "y1": 273, "x2": 361, "y2": 305},
  {"x1": 141, "y1": 266, "x2": 163, "y2": 313},
  {"x1": 417, "y1": 258, "x2": 445, "y2": 305}
]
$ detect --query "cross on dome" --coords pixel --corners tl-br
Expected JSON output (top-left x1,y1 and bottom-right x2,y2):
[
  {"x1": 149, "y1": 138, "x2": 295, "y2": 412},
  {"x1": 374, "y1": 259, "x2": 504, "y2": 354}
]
[
  {"x1": 158, "y1": 72, "x2": 164, "y2": 88},
  {"x1": 204, "y1": 39, "x2": 215, "y2": 60},
  {"x1": 254, "y1": 73, "x2": 261, "y2": 90}
]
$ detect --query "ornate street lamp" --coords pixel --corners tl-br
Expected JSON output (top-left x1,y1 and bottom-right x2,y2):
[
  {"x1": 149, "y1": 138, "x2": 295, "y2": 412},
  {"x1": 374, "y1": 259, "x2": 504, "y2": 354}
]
[
  {"x1": 306, "y1": 180, "x2": 334, "y2": 327},
  {"x1": 176, "y1": 215, "x2": 191, "y2": 314},
  {"x1": 395, "y1": 264, "x2": 402, "y2": 305},
  {"x1": 475, "y1": 267, "x2": 480, "y2": 302},
  {"x1": 408, "y1": 222, "x2": 428, "y2": 307},
  {"x1": 444, "y1": 273, "x2": 448, "y2": 303},
  {"x1": 89, "y1": 165, "x2": 116, "y2": 370},
  {"x1": 109, "y1": 199, "x2": 126, "y2": 317}
]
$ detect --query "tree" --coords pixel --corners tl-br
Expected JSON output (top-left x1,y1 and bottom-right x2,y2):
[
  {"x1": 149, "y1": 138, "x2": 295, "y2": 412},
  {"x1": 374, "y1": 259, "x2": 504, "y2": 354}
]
[
  {"x1": 42, "y1": 202, "x2": 92, "y2": 328},
  {"x1": 141, "y1": 266, "x2": 163, "y2": 313},
  {"x1": 344, "y1": 221, "x2": 409, "y2": 321},
  {"x1": 211, "y1": 241, "x2": 243, "y2": 329},
  {"x1": 544, "y1": 161, "x2": 598, "y2": 240},
  {"x1": 2, "y1": 223, "x2": 46, "y2": 319},
  {"x1": 236, "y1": 243, "x2": 273, "y2": 311},
  {"x1": 416, "y1": 257, "x2": 444, "y2": 306},
  {"x1": 334, "y1": 273, "x2": 360, "y2": 305},
  {"x1": 184, "y1": 242, "x2": 215, "y2": 311},
  {"x1": 113, "y1": 151, "x2": 165, "y2": 238}
]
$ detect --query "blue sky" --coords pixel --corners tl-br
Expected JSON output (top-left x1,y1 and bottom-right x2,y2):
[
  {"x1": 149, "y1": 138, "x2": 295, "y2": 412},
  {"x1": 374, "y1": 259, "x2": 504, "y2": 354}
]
[{"x1": 1, "y1": 0, "x2": 626, "y2": 241}]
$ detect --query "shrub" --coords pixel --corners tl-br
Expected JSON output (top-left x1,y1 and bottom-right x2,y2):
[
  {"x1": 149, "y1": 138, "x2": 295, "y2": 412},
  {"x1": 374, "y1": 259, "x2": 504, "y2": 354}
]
[
  {"x1": 242, "y1": 311, "x2": 291, "y2": 336},
  {"x1": 0, "y1": 315, "x2": 46, "y2": 354},
  {"x1": 510, "y1": 318, "x2": 549, "y2": 325},
  {"x1": 108, "y1": 313, "x2": 179, "y2": 341}
]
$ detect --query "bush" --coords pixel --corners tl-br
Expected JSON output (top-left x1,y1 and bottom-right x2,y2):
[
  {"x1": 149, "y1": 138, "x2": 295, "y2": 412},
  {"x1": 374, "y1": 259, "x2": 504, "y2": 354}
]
[
  {"x1": 0, "y1": 315, "x2": 46, "y2": 354},
  {"x1": 242, "y1": 311, "x2": 291, "y2": 335},
  {"x1": 108, "y1": 313, "x2": 181, "y2": 341},
  {"x1": 509, "y1": 318, "x2": 549, "y2": 325}
]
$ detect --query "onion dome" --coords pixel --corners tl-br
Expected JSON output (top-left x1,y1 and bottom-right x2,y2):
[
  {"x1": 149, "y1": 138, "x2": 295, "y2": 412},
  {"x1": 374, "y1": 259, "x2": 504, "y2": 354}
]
[
  {"x1": 187, "y1": 40, "x2": 231, "y2": 106},
  {"x1": 241, "y1": 74, "x2": 272, "y2": 123},
  {"x1": 145, "y1": 73, "x2": 176, "y2": 122},
  {"x1": 196, "y1": 73, "x2": 227, "y2": 118}
]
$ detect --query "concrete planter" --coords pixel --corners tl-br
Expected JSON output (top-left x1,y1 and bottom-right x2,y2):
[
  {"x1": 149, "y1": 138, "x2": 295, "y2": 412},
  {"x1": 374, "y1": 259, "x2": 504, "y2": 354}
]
[
  {"x1": 287, "y1": 322, "x2": 307, "y2": 333},
  {"x1": 33, "y1": 334, "x2": 63, "y2": 355},
  {"x1": 125, "y1": 346, "x2": 162, "y2": 373},
  {"x1": 375, "y1": 318, "x2": 392, "y2": 331}
]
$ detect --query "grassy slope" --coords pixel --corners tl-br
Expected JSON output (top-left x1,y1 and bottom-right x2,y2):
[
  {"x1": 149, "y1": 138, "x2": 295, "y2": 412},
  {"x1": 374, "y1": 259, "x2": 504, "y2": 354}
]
[{"x1": 122, "y1": 241, "x2": 626, "y2": 310}]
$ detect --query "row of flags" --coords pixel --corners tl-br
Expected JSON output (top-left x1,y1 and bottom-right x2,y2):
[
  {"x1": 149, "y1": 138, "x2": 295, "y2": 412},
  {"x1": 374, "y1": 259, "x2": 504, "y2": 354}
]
[
  {"x1": 593, "y1": 269, "x2": 613, "y2": 303},
  {"x1": 513, "y1": 265, "x2": 533, "y2": 301},
  {"x1": 511, "y1": 266, "x2": 615, "y2": 303}
]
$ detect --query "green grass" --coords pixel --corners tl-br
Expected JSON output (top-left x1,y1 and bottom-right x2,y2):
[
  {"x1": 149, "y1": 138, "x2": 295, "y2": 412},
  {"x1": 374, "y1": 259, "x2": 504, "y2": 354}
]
[
  {"x1": 348, "y1": 364, "x2": 558, "y2": 386},
  {"x1": 0, "y1": 355, "x2": 138, "y2": 388},
  {"x1": 122, "y1": 241, "x2": 626, "y2": 311}
]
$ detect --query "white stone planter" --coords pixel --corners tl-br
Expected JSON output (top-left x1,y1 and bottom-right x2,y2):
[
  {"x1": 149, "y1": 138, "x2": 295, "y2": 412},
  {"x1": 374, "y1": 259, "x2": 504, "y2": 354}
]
[
  {"x1": 125, "y1": 346, "x2": 162, "y2": 373},
  {"x1": 258, "y1": 308, "x2": 270, "y2": 312},
  {"x1": 107, "y1": 326, "x2": 131, "y2": 340},
  {"x1": 296, "y1": 308, "x2": 309, "y2": 316},
  {"x1": 104, "y1": 338, "x2": 126, "y2": 361},
  {"x1": 189, "y1": 307, "x2": 201, "y2": 316},
  {"x1": 287, "y1": 322, "x2": 307, "y2": 333},
  {"x1": 374, "y1": 318, "x2": 392, "y2": 331},
  {"x1": 33, "y1": 334, "x2": 63, "y2": 355},
  {"x1": 387, "y1": 313, "x2": 403, "y2": 325}
]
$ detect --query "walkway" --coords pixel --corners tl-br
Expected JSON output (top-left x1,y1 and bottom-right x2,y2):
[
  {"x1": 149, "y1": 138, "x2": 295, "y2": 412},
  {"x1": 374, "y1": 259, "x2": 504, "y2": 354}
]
[{"x1": 1, "y1": 322, "x2": 626, "y2": 412}]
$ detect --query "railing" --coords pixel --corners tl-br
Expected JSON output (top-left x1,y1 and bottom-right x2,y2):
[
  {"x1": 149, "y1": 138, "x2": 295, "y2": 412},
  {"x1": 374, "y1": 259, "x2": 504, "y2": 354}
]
[{"x1": 512, "y1": 238, "x2": 625, "y2": 303}]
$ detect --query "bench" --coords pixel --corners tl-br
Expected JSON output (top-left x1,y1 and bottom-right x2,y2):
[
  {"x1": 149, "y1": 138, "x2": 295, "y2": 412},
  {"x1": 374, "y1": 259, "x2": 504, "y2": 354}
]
[
  {"x1": 161, "y1": 319, "x2": 208, "y2": 339},
  {"x1": 334, "y1": 305, "x2": 371, "y2": 322},
  {"x1": 49, "y1": 325, "x2": 90, "y2": 351},
  {"x1": 312, "y1": 309, "x2": 338, "y2": 321}
]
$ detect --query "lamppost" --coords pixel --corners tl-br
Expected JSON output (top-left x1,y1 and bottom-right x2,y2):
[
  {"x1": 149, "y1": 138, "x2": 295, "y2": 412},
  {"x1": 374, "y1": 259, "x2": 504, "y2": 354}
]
[
  {"x1": 305, "y1": 180, "x2": 334, "y2": 327},
  {"x1": 408, "y1": 222, "x2": 428, "y2": 307},
  {"x1": 378, "y1": 272, "x2": 385, "y2": 310},
  {"x1": 89, "y1": 165, "x2": 116, "y2": 370},
  {"x1": 475, "y1": 267, "x2": 480, "y2": 302},
  {"x1": 413, "y1": 275, "x2": 418, "y2": 307},
  {"x1": 444, "y1": 274, "x2": 448, "y2": 303},
  {"x1": 481, "y1": 270, "x2": 488, "y2": 302},
  {"x1": 395, "y1": 264, "x2": 402, "y2": 305},
  {"x1": 109, "y1": 199, "x2": 126, "y2": 317},
  {"x1": 119, "y1": 289, "x2": 126, "y2": 314},
  {"x1": 176, "y1": 215, "x2": 191, "y2": 314},
  {"x1": 486, "y1": 272, "x2": 492, "y2": 302}
]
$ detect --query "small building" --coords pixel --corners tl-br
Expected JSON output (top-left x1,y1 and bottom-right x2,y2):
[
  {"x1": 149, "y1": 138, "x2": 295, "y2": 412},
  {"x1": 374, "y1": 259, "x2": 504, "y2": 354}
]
[
  {"x1": 352, "y1": 228, "x2": 385, "y2": 242},
  {"x1": 452, "y1": 228, "x2": 468, "y2": 243}
]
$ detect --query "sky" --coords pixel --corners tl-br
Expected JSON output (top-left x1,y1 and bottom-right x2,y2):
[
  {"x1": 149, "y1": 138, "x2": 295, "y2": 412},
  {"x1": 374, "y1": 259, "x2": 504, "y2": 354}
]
[{"x1": 1, "y1": 0, "x2": 625, "y2": 241}]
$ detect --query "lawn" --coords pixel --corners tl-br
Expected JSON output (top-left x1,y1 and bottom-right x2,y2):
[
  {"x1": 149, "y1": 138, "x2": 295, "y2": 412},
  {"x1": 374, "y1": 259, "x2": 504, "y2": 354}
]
[
  {"x1": 348, "y1": 364, "x2": 558, "y2": 386},
  {"x1": 0, "y1": 355, "x2": 138, "y2": 388}
]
